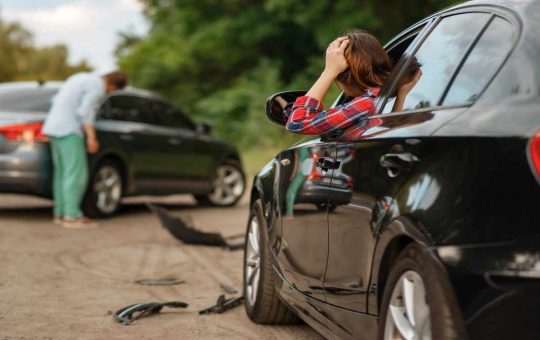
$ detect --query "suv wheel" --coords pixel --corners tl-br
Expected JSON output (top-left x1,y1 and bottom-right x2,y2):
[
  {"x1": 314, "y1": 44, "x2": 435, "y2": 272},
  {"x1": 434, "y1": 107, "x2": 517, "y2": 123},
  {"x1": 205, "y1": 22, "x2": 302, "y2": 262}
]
[
  {"x1": 378, "y1": 243, "x2": 467, "y2": 340},
  {"x1": 243, "y1": 199, "x2": 298, "y2": 324},
  {"x1": 195, "y1": 159, "x2": 245, "y2": 207},
  {"x1": 82, "y1": 159, "x2": 123, "y2": 218}
]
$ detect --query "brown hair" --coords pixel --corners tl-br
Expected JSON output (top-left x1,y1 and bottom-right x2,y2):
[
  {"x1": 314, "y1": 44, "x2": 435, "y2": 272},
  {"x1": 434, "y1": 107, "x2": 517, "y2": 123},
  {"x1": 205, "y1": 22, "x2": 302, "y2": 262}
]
[
  {"x1": 389, "y1": 57, "x2": 422, "y2": 98},
  {"x1": 103, "y1": 70, "x2": 128, "y2": 90},
  {"x1": 336, "y1": 29, "x2": 392, "y2": 97}
]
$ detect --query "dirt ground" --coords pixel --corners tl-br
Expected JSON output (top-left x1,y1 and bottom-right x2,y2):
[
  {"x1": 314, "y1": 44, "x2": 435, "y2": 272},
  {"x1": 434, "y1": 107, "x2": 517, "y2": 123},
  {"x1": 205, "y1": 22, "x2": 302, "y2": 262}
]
[{"x1": 0, "y1": 193, "x2": 322, "y2": 339}]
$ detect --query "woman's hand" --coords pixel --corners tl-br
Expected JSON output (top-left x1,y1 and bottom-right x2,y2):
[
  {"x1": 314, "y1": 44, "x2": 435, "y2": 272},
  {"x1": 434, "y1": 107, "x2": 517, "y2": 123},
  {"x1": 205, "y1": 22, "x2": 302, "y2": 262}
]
[
  {"x1": 398, "y1": 69, "x2": 422, "y2": 96},
  {"x1": 324, "y1": 37, "x2": 350, "y2": 77}
]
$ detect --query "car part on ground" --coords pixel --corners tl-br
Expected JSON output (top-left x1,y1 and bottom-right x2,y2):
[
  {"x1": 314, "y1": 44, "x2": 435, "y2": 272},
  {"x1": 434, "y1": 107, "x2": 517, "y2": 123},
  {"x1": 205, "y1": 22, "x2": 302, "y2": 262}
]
[
  {"x1": 219, "y1": 283, "x2": 238, "y2": 294},
  {"x1": 113, "y1": 301, "x2": 188, "y2": 325},
  {"x1": 378, "y1": 244, "x2": 467, "y2": 340},
  {"x1": 243, "y1": 200, "x2": 299, "y2": 324},
  {"x1": 134, "y1": 278, "x2": 185, "y2": 286},
  {"x1": 194, "y1": 159, "x2": 245, "y2": 207},
  {"x1": 82, "y1": 159, "x2": 123, "y2": 218},
  {"x1": 147, "y1": 203, "x2": 244, "y2": 250},
  {"x1": 199, "y1": 295, "x2": 244, "y2": 315}
]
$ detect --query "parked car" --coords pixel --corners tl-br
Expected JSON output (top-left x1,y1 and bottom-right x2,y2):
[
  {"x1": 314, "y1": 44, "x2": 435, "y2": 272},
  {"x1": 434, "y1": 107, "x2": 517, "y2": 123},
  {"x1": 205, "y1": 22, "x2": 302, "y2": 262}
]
[
  {"x1": 0, "y1": 81, "x2": 245, "y2": 217},
  {"x1": 243, "y1": 0, "x2": 540, "y2": 339}
]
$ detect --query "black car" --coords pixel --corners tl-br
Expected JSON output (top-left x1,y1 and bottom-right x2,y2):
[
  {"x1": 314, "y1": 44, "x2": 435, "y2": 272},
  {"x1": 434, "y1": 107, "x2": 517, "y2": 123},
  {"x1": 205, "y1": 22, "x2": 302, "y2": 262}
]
[
  {"x1": 0, "y1": 82, "x2": 245, "y2": 217},
  {"x1": 243, "y1": 0, "x2": 540, "y2": 339}
]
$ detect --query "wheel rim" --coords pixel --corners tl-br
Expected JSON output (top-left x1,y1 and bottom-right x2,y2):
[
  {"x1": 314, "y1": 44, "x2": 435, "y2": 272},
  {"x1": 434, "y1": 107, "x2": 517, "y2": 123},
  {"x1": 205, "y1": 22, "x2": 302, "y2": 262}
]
[
  {"x1": 244, "y1": 216, "x2": 261, "y2": 307},
  {"x1": 384, "y1": 270, "x2": 431, "y2": 340},
  {"x1": 93, "y1": 165, "x2": 122, "y2": 214},
  {"x1": 208, "y1": 165, "x2": 244, "y2": 205}
]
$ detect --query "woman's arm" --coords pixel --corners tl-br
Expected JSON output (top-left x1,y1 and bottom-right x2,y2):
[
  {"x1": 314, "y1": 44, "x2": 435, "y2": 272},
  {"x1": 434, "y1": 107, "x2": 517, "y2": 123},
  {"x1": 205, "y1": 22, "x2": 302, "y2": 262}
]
[
  {"x1": 305, "y1": 37, "x2": 349, "y2": 102},
  {"x1": 392, "y1": 69, "x2": 422, "y2": 112}
]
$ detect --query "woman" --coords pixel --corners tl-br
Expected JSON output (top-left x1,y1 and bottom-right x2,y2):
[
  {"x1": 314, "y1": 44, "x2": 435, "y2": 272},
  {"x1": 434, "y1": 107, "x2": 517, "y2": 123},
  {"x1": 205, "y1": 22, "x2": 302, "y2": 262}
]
[{"x1": 286, "y1": 29, "x2": 421, "y2": 135}]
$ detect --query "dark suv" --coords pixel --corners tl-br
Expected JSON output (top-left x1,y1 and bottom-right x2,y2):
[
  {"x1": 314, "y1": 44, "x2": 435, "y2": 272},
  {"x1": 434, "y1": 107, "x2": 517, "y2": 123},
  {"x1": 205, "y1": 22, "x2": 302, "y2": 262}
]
[
  {"x1": 243, "y1": 0, "x2": 540, "y2": 339},
  {"x1": 0, "y1": 82, "x2": 245, "y2": 217}
]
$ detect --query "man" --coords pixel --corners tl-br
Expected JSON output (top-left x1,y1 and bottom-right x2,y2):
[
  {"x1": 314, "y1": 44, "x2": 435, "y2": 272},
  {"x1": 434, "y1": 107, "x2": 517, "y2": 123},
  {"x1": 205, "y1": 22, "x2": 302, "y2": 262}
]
[{"x1": 42, "y1": 71, "x2": 128, "y2": 228}]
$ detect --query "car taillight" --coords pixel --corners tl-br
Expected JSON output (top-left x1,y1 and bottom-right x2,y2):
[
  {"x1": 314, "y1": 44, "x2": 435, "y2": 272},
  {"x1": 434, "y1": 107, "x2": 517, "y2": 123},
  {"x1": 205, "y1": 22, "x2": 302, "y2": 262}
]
[
  {"x1": 308, "y1": 153, "x2": 322, "y2": 180},
  {"x1": 0, "y1": 122, "x2": 47, "y2": 142},
  {"x1": 528, "y1": 129, "x2": 540, "y2": 182}
]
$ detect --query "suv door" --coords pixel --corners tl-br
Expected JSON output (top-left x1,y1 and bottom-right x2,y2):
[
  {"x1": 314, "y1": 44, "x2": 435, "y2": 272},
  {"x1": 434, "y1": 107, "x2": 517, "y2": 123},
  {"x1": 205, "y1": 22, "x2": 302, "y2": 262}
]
[
  {"x1": 151, "y1": 100, "x2": 213, "y2": 193},
  {"x1": 96, "y1": 94, "x2": 160, "y2": 193},
  {"x1": 323, "y1": 11, "x2": 495, "y2": 313}
]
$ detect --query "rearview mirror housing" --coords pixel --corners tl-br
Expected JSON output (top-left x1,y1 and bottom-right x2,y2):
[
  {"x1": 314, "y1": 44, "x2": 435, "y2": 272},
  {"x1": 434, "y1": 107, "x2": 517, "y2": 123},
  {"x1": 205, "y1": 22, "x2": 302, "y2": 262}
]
[
  {"x1": 266, "y1": 90, "x2": 307, "y2": 126},
  {"x1": 197, "y1": 122, "x2": 213, "y2": 135}
]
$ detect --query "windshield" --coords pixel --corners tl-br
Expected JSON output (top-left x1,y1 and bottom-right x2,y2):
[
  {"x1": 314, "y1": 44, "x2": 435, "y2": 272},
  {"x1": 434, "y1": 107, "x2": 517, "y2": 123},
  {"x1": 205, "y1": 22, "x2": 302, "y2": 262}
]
[{"x1": 0, "y1": 86, "x2": 58, "y2": 112}]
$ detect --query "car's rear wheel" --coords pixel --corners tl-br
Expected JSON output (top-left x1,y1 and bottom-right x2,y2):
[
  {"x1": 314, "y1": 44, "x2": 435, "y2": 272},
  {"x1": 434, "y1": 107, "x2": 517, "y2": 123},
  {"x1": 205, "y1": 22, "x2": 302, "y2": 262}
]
[
  {"x1": 378, "y1": 243, "x2": 467, "y2": 340},
  {"x1": 195, "y1": 159, "x2": 245, "y2": 207},
  {"x1": 243, "y1": 199, "x2": 298, "y2": 324},
  {"x1": 82, "y1": 159, "x2": 123, "y2": 218}
]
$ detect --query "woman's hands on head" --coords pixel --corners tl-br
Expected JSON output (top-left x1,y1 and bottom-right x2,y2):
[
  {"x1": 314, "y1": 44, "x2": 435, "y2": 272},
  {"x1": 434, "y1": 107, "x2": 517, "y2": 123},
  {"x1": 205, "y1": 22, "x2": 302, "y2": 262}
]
[{"x1": 324, "y1": 37, "x2": 350, "y2": 77}]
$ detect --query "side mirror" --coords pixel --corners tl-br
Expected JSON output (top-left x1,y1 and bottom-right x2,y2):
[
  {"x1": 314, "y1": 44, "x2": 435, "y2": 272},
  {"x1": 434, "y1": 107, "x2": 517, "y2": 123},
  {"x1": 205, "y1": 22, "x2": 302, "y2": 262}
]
[
  {"x1": 266, "y1": 90, "x2": 307, "y2": 126},
  {"x1": 197, "y1": 122, "x2": 213, "y2": 135}
]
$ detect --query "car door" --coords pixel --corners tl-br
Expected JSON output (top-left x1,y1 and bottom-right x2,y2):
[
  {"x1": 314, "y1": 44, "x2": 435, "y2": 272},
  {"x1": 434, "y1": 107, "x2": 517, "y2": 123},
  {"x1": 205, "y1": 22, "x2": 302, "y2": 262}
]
[
  {"x1": 323, "y1": 11, "x2": 495, "y2": 313},
  {"x1": 150, "y1": 99, "x2": 214, "y2": 193},
  {"x1": 275, "y1": 137, "x2": 334, "y2": 301},
  {"x1": 96, "y1": 94, "x2": 161, "y2": 193}
]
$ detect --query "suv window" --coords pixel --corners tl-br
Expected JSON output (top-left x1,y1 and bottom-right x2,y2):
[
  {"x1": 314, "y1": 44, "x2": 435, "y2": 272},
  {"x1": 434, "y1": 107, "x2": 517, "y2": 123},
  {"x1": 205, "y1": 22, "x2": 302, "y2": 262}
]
[
  {"x1": 104, "y1": 95, "x2": 154, "y2": 124},
  {"x1": 443, "y1": 17, "x2": 516, "y2": 105},
  {"x1": 382, "y1": 13, "x2": 490, "y2": 113},
  {"x1": 152, "y1": 100, "x2": 195, "y2": 130}
]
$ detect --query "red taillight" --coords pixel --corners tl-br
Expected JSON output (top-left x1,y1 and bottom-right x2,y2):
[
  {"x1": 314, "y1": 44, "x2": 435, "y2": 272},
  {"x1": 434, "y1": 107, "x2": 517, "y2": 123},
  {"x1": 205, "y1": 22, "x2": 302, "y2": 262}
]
[
  {"x1": 529, "y1": 130, "x2": 540, "y2": 181},
  {"x1": 0, "y1": 122, "x2": 47, "y2": 142},
  {"x1": 308, "y1": 153, "x2": 322, "y2": 180}
]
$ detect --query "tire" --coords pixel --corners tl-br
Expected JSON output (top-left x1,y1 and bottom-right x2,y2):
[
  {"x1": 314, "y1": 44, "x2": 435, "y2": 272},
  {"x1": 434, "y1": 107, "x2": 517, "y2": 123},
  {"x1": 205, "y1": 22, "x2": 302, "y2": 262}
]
[
  {"x1": 378, "y1": 243, "x2": 468, "y2": 340},
  {"x1": 243, "y1": 199, "x2": 299, "y2": 324},
  {"x1": 194, "y1": 159, "x2": 245, "y2": 207},
  {"x1": 82, "y1": 159, "x2": 124, "y2": 218}
]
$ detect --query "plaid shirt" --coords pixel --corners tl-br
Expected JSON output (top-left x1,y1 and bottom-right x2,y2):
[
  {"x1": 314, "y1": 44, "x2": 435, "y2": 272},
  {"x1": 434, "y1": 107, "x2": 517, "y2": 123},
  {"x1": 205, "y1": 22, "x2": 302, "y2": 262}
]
[{"x1": 285, "y1": 88, "x2": 380, "y2": 136}]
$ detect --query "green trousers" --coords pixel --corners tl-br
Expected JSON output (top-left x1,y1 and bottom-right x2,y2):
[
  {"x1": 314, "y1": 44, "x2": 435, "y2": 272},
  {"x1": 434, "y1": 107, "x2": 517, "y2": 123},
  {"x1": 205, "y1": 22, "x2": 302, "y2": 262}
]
[{"x1": 49, "y1": 134, "x2": 88, "y2": 218}]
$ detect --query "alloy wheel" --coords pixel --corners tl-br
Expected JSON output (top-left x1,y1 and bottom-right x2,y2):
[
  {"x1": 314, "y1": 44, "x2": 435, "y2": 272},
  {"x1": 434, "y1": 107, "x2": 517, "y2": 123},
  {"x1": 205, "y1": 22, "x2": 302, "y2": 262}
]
[
  {"x1": 245, "y1": 216, "x2": 261, "y2": 307},
  {"x1": 208, "y1": 165, "x2": 244, "y2": 205},
  {"x1": 93, "y1": 165, "x2": 122, "y2": 214},
  {"x1": 384, "y1": 270, "x2": 431, "y2": 340}
]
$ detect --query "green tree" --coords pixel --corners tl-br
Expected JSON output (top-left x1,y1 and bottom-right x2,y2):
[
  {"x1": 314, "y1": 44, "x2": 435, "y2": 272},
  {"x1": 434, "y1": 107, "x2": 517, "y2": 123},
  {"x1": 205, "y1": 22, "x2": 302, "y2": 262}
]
[
  {"x1": 0, "y1": 17, "x2": 91, "y2": 83},
  {"x1": 119, "y1": 0, "x2": 460, "y2": 149}
]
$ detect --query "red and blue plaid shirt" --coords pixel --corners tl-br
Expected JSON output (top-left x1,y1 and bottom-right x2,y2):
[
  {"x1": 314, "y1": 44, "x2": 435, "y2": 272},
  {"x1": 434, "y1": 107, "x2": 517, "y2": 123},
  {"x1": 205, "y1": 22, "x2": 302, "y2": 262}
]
[{"x1": 285, "y1": 88, "x2": 380, "y2": 136}]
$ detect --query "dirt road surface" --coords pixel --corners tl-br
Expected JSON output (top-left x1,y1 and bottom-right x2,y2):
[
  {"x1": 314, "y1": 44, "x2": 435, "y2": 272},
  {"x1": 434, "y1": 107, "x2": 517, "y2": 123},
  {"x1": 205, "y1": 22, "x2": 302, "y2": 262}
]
[{"x1": 0, "y1": 194, "x2": 322, "y2": 339}]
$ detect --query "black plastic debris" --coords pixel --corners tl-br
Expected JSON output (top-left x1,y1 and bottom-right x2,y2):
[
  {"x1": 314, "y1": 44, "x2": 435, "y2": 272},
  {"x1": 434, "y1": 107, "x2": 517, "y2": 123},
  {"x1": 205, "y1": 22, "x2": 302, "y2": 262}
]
[
  {"x1": 134, "y1": 278, "x2": 185, "y2": 286},
  {"x1": 199, "y1": 295, "x2": 244, "y2": 315},
  {"x1": 146, "y1": 203, "x2": 244, "y2": 250},
  {"x1": 219, "y1": 283, "x2": 238, "y2": 294},
  {"x1": 113, "y1": 301, "x2": 188, "y2": 325}
]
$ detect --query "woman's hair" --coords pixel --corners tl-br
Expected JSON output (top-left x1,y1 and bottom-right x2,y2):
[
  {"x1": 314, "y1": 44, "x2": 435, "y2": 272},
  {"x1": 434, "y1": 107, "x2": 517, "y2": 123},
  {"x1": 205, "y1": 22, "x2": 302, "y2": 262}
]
[
  {"x1": 336, "y1": 29, "x2": 392, "y2": 97},
  {"x1": 389, "y1": 57, "x2": 422, "y2": 98}
]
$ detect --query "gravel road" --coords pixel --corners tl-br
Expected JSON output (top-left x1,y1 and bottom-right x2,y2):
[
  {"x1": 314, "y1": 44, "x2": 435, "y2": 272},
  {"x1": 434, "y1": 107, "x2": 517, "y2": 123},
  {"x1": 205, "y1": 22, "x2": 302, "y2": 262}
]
[{"x1": 0, "y1": 193, "x2": 322, "y2": 339}]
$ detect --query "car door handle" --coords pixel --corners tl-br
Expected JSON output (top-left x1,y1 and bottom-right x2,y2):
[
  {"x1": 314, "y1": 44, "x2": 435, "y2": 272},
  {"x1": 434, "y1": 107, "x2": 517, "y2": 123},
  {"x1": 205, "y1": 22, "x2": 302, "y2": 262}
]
[
  {"x1": 379, "y1": 152, "x2": 419, "y2": 171},
  {"x1": 316, "y1": 157, "x2": 341, "y2": 172},
  {"x1": 120, "y1": 134, "x2": 133, "y2": 141},
  {"x1": 168, "y1": 138, "x2": 182, "y2": 145}
]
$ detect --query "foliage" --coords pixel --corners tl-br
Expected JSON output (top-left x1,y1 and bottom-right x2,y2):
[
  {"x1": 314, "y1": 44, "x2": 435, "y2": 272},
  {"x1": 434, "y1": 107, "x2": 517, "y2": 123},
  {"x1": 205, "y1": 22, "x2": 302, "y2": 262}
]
[
  {"x1": 0, "y1": 18, "x2": 91, "y2": 83},
  {"x1": 119, "y1": 0, "x2": 460, "y2": 150}
]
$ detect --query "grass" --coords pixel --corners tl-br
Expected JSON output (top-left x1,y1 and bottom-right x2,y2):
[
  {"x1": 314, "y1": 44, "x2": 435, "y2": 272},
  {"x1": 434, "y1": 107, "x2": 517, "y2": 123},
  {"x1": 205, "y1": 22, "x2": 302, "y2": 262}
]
[{"x1": 240, "y1": 146, "x2": 283, "y2": 181}]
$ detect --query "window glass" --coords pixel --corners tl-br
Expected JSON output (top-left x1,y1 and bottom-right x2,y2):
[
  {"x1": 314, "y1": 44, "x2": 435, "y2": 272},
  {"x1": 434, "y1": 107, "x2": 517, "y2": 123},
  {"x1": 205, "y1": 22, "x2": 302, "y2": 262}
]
[
  {"x1": 152, "y1": 100, "x2": 195, "y2": 130},
  {"x1": 383, "y1": 13, "x2": 490, "y2": 113},
  {"x1": 104, "y1": 95, "x2": 154, "y2": 124},
  {"x1": 444, "y1": 17, "x2": 516, "y2": 105},
  {"x1": 0, "y1": 87, "x2": 58, "y2": 112}
]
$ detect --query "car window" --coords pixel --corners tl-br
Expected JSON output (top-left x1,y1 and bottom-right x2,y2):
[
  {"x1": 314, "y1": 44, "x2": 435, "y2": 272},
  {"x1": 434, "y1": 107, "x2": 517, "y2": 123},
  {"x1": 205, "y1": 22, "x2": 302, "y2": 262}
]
[
  {"x1": 151, "y1": 100, "x2": 195, "y2": 130},
  {"x1": 104, "y1": 95, "x2": 154, "y2": 124},
  {"x1": 0, "y1": 87, "x2": 58, "y2": 112},
  {"x1": 382, "y1": 13, "x2": 491, "y2": 113},
  {"x1": 443, "y1": 17, "x2": 517, "y2": 105}
]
